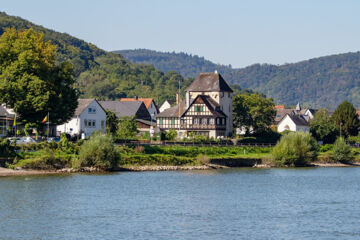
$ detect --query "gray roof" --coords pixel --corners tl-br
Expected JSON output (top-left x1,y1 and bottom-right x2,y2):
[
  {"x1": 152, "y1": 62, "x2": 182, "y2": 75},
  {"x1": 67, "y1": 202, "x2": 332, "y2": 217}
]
[
  {"x1": 0, "y1": 105, "x2": 9, "y2": 116},
  {"x1": 157, "y1": 101, "x2": 187, "y2": 118},
  {"x1": 99, "y1": 101, "x2": 143, "y2": 118},
  {"x1": 75, "y1": 99, "x2": 95, "y2": 116},
  {"x1": 287, "y1": 114, "x2": 309, "y2": 126},
  {"x1": 185, "y1": 72, "x2": 233, "y2": 92}
]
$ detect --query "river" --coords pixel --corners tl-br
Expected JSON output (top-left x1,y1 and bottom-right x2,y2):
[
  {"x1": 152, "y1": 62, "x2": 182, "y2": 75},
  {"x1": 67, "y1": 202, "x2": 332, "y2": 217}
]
[{"x1": 1, "y1": 168, "x2": 360, "y2": 239}]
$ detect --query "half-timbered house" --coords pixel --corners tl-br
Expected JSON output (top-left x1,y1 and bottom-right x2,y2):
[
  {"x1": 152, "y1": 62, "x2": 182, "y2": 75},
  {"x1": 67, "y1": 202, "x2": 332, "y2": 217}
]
[{"x1": 156, "y1": 71, "x2": 233, "y2": 138}]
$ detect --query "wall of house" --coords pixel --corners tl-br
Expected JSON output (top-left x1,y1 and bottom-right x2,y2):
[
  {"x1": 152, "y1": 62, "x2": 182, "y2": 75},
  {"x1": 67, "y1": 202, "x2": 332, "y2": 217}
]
[
  {"x1": 277, "y1": 116, "x2": 297, "y2": 132},
  {"x1": 159, "y1": 101, "x2": 171, "y2": 112},
  {"x1": 80, "y1": 101, "x2": 106, "y2": 137},
  {"x1": 148, "y1": 101, "x2": 158, "y2": 120},
  {"x1": 57, "y1": 100, "x2": 106, "y2": 137},
  {"x1": 296, "y1": 126, "x2": 310, "y2": 132},
  {"x1": 188, "y1": 91, "x2": 233, "y2": 136}
]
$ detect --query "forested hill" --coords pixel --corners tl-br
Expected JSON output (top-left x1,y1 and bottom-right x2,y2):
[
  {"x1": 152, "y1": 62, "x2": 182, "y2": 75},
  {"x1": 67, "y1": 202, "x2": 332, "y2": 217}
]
[
  {"x1": 116, "y1": 49, "x2": 360, "y2": 109},
  {"x1": 0, "y1": 12, "x2": 197, "y2": 104}
]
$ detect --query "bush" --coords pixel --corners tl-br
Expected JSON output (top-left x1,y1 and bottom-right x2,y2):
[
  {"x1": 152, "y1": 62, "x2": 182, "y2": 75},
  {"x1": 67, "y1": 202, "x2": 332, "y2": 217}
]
[
  {"x1": 319, "y1": 144, "x2": 333, "y2": 152},
  {"x1": 0, "y1": 139, "x2": 15, "y2": 157},
  {"x1": 332, "y1": 137, "x2": 354, "y2": 163},
  {"x1": 272, "y1": 132, "x2": 318, "y2": 166},
  {"x1": 75, "y1": 133, "x2": 120, "y2": 170},
  {"x1": 197, "y1": 154, "x2": 210, "y2": 165},
  {"x1": 165, "y1": 129, "x2": 177, "y2": 140}
]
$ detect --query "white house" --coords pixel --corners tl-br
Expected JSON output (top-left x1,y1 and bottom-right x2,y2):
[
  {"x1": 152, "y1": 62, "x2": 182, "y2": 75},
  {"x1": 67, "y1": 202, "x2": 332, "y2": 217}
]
[
  {"x1": 56, "y1": 99, "x2": 106, "y2": 137},
  {"x1": 159, "y1": 100, "x2": 174, "y2": 113},
  {"x1": 277, "y1": 114, "x2": 310, "y2": 133}
]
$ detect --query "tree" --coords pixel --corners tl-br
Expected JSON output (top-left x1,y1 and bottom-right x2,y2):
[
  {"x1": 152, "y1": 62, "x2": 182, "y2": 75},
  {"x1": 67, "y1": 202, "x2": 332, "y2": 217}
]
[
  {"x1": 332, "y1": 137, "x2": 354, "y2": 163},
  {"x1": 272, "y1": 132, "x2": 318, "y2": 166},
  {"x1": 233, "y1": 93, "x2": 276, "y2": 134},
  {"x1": 116, "y1": 116, "x2": 138, "y2": 139},
  {"x1": 310, "y1": 109, "x2": 338, "y2": 144},
  {"x1": 332, "y1": 101, "x2": 360, "y2": 138},
  {"x1": 0, "y1": 28, "x2": 78, "y2": 125},
  {"x1": 105, "y1": 110, "x2": 119, "y2": 135}
]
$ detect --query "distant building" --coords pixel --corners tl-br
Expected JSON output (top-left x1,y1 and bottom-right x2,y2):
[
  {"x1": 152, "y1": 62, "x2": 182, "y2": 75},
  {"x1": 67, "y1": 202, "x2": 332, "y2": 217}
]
[
  {"x1": 276, "y1": 102, "x2": 315, "y2": 133},
  {"x1": 157, "y1": 71, "x2": 233, "y2": 138},
  {"x1": 159, "y1": 100, "x2": 174, "y2": 113},
  {"x1": 56, "y1": 99, "x2": 106, "y2": 137},
  {"x1": 0, "y1": 105, "x2": 14, "y2": 138},
  {"x1": 99, "y1": 100, "x2": 155, "y2": 133},
  {"x1": 120, "y1": 98, "x2": 159, "y2": 120}
]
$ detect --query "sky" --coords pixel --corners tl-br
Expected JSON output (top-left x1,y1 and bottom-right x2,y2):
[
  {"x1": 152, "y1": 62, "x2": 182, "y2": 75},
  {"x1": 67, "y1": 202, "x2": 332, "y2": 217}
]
[{"x1": 2, "y1": 0, "x2": 360, "y2": 68}]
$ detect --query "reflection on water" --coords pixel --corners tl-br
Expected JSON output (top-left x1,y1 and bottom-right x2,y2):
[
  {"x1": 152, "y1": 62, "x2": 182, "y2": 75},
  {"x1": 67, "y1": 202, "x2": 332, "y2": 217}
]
[{"x1": 1, "y1": 168, "x2": 360, "y2": 239}]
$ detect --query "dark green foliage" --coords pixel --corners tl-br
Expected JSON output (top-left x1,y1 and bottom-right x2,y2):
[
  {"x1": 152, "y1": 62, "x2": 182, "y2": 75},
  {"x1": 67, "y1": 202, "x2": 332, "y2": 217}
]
[
  {"x1": 77, "y1": 133, "x2": 120, "y2": 170},
  {"x1": 332, "y1": 137, "x2": 354, "y2": 163},
  {"x1": 0, "y1": 28, "x2": 78, "y2": 125},
  {"x1": 332, "y1": 101, "x2": 360, "y2": 137},
  {"x1": 272, "y1": 132, "x2": 318, "y2": 166},
  {"x1": 319, "y1": 144, "x2": 333, "y2": 152},
  {"x1": 0, "y1": 139, "x2": 15, "y2": 157},
  {"x1": 310, "y1": 109, "x2": 338, "y2": 144},
  {"x1": 165, "y1": 129, "x2": 177, "y2": 140},
  {"x1": 106, "y1": 110, "x2": 119, "y2": 135},
  {"x1": 233, "y1": 93, "x2": 276, "y2": 134},
  {"x1": 116, "y1": 117, "x2": 138, "y2": 139},
  {"x1": 119, "y1": 49, "x2": 360, "y2": 109}
]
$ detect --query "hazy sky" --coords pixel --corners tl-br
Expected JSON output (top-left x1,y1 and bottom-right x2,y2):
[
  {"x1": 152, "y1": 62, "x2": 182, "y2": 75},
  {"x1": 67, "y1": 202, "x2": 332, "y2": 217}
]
[{"x1": 2, "y1": 0, "x2": 360, "y2": 68}]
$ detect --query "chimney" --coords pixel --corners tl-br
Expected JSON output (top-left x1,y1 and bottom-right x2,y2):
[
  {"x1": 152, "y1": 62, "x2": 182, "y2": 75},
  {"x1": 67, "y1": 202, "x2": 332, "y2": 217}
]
[{"x1": 176, "y1": 93, "x2": 180, "y2": 105}]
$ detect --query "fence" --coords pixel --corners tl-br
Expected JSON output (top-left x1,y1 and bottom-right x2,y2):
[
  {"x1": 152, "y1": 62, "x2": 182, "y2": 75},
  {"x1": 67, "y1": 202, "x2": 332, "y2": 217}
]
[{"x1": 114, "y1": 139, "x2": 275, "y2": 147}]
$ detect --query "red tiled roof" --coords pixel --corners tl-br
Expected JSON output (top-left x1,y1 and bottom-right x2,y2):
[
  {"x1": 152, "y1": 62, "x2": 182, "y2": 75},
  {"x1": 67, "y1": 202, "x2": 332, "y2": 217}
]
[
  {"x1": 275, "y1": 105, "x2": 285, "y2": 109},
  {"x1": 120, "y1": 98, "x2": 154, "y2": 109}
]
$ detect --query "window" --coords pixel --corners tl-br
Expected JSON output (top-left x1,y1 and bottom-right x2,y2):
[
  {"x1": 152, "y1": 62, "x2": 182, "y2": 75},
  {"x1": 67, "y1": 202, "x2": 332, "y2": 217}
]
[
  {"x1": 85, "y1": 119, "x2": 96, "y2": 127},
  {"x1": 194, "y1": 118, "x2": 199, "y2": 124},
  {"x1": 101, "y1": 120, "x2": 105, "y2": 130},
  {"x1": 209, "y1": 118, "x2": 215, "y2": 125},
  {"x1": 159, "y1": 119, "x2": 163, "y2": 124},
  {"x1": 200, "y1": 106, "x2": 203, "y2": 112},
  {"x1": 201, "y1": 118, "x2": 207, "y2": 125},
  {"x1": 194, "y1": 106, "x2": 198, "y2": 112},
  {"x1": 171, "y1": 118, "x2": 175, "y2": 125},
  {"x1": 88, "y1": 107, "x2": 96, "y2": 114},
  {"x1": 222, "y1": 118, "x2": 225, "y2": 125},
  {"x1": 216, "y1": 118, "x2": 220, "y2": 125}
]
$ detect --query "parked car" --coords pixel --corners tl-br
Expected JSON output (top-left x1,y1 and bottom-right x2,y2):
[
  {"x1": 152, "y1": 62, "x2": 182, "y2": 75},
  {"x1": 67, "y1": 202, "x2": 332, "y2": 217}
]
[
  {"x1": 47, "y1": 137, "x2": 60, "y2": 143},
  {"x1": 7, "y1": 136, "x2": 38, "y2": 145}
]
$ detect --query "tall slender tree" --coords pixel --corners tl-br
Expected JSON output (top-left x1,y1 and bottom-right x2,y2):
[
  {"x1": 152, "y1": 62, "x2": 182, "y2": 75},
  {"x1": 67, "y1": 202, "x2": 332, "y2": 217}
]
[{"x1": 332, "y1": 101, "x2": 360, "y2": 137}]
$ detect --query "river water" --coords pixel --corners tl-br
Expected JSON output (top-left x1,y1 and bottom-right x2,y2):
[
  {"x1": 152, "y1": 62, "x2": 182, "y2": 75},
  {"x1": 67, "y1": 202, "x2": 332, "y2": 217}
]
[{"x1": 1, "y1": 168, "x2": 360, "y2": 239}]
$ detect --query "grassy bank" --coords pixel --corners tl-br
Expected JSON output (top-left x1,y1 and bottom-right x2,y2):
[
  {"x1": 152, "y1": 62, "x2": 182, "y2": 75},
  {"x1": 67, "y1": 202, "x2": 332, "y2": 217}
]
[{"x1": 3, "y1": 134, "x2": 360, "y2": 171}]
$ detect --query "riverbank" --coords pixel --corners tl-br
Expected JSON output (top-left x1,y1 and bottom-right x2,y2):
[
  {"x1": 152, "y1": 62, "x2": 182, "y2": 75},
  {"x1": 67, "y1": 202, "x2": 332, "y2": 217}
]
[{"x1": 3, "y1": 160, "x2": 360, "y2": 176}]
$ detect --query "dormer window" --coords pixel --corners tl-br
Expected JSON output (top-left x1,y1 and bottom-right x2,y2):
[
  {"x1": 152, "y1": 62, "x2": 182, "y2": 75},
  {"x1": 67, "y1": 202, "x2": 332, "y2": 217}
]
[{"x1": 88, "y1": 107, "x2": 96, "y2": 114}]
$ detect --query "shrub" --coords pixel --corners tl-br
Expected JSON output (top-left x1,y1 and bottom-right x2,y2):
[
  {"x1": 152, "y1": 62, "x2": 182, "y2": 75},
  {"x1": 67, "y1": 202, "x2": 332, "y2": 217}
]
[
  {"x1": 165, "y1": 129, "x2": 177, "y2": 140},
  {"x1": 272, "y1": 132, "x2": 318, "y2": 166},
  {"x1": 0, "y1": 139, "x2": 15, "y2": 157},
  {"x1": 319, "y1": 144, "x2": 333, "y2": 152},
  {"x1": 134, "y1": 145, "x2": 145, "y2": 153},
  {"x1": 75, "y1": 133, "x2": 120, "y2": 170},
  {"x1": 197, "y1": 154, "x2": 210, "y2": 165},
  {"x1": 332, "y1": 137, "x2": 354, "y2": 163}
]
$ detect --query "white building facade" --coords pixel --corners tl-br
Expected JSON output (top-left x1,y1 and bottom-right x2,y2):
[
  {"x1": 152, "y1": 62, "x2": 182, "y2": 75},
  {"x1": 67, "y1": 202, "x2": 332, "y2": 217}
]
[{"x1": 57, "y1": 99, "x2": 106, "y2": 137}]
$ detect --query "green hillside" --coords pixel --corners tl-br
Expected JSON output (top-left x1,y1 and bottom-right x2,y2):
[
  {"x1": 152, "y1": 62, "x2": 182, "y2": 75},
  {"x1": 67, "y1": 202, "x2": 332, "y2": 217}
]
[
  {"x1": 0, "y1": 12, "x2": 195, "y2": 104},
  {"x1": 117, "y1": 49, "x2": 360, "y2": 109}
]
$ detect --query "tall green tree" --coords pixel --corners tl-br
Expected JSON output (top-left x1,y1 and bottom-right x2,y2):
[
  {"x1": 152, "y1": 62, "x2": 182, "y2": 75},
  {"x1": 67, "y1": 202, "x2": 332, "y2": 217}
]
[
  {"x1": 332, "y1": 101, "x2": 360, "y2": 137},
  {"x1": 105, "y1": 110, "x2": 119, "y2": 135},
  {"x1": 233, "y1": 93, "x2": 276, "y2": 134},
  {"x1": 0, "y1": 28, "x2": 78, "y2": 125},
  {"x1": 310, "y1": 109, "x2": 338, "y2": 144}
]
